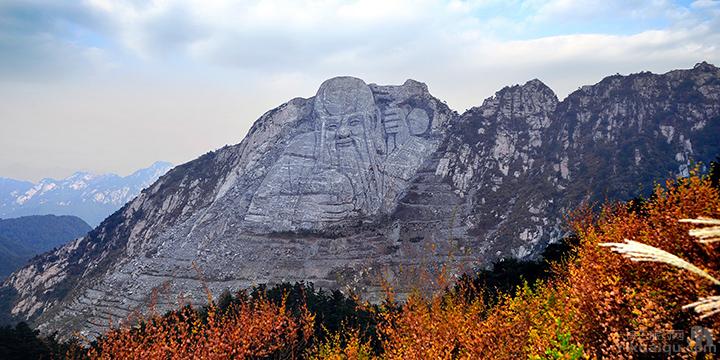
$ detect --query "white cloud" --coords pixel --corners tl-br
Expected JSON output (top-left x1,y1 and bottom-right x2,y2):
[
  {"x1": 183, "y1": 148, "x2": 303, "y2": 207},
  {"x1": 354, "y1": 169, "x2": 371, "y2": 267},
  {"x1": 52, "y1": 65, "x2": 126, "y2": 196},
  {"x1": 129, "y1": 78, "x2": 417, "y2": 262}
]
[
  {"x1": 4, "y1": 0, "x2": 718, "y2": 80},
  {"x1": 692, "y1": 0, "x2": 720, "y2": 9}
]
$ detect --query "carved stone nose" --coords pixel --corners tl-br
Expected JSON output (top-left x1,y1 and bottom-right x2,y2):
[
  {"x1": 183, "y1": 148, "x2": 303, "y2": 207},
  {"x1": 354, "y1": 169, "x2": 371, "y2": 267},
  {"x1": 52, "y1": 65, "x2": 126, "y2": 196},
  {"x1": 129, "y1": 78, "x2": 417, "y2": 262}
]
[{"x1": 338, "y1": 126, "x2": 351, "y2": 138}]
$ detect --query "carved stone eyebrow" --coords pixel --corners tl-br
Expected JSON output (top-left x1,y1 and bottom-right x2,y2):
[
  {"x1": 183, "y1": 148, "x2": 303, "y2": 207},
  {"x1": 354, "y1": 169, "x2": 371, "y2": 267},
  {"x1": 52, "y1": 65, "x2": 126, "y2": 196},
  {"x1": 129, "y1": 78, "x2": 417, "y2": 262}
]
[{"x1": 348, "y1": 114, "x2": 363, "y2": 123}]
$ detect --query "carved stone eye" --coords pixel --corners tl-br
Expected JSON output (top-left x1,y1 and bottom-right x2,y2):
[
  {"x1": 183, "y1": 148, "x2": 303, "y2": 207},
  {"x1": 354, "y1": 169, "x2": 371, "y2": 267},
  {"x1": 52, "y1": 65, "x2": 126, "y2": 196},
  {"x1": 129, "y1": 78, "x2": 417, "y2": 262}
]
[
  {"x1": 326, "y1": 124, "x2": 338, "y2": 131},
  {"x1": 348, "y1": 115, "x2": 362, "y2": 127}
]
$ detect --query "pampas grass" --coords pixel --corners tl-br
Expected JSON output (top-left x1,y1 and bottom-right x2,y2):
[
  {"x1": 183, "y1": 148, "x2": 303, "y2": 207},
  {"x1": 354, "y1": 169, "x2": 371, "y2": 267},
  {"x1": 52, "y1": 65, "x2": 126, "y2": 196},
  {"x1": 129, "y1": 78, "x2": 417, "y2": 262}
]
[
  {"x1": 682, "y1": 296, "x2": 720, "y2": 319},
  {"x1": 602, "y1": 217, "x2": 720, "y2": 319},
  {"x1": 679, "y1": 217, "x2": 720, "y2": 243},
  {"x1": 599, "y1": 240, "x2": 720, "y2": 285}
]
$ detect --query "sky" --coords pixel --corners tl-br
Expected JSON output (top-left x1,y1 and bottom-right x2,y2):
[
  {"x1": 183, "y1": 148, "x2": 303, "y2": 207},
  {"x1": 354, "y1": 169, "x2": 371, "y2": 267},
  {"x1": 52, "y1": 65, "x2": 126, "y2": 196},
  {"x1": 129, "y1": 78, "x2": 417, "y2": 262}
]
[{"x1": 1, "y1": 0, "x2": 719, "y2": 182}]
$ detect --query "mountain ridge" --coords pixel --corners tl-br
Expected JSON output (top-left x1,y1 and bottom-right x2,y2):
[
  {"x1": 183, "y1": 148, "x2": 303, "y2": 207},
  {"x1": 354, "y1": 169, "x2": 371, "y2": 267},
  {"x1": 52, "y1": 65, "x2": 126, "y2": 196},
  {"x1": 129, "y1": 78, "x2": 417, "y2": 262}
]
[
  {"x1": 1, "y1": 63, "x2": 718, "y2": 339},
  {"x1": 0, "y1": 215, "x2": 91, "y2": 279}
]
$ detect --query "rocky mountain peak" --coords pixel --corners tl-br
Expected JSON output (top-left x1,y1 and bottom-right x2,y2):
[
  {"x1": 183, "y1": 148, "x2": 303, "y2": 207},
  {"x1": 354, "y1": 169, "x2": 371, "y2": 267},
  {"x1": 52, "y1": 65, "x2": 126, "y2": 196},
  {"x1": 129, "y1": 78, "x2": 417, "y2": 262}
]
[
  {"x1": 518, "y1": 78, "x2": 556, "y2": 98},
  {"x1": 402, "y1": 78, "x2": 429, "y2": 92},
  {"x1": 694, "y1": 61, "x2": 718, "y2": 72},
  {"x1": 473, "y1": 78, "x2": 558, "y2": 122},
  {"x1": 1, "y1": 65, "x2": 718, "y2": 340}
]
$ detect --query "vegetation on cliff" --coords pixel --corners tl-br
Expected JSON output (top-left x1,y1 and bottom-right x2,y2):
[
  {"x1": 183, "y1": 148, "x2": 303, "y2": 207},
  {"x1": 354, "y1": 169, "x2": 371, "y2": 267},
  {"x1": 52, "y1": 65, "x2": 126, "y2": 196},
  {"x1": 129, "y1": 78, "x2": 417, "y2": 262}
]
[{"x1": 2, "y1": 160, "x2": 720, "y2": 359}]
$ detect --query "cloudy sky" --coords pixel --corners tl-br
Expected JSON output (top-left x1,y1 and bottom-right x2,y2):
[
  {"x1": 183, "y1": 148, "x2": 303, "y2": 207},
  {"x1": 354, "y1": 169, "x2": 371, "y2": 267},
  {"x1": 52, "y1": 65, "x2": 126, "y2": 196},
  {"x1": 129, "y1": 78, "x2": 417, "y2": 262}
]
[{"x1": 1, "y1": 0, "x2": 718, "y2": 181}]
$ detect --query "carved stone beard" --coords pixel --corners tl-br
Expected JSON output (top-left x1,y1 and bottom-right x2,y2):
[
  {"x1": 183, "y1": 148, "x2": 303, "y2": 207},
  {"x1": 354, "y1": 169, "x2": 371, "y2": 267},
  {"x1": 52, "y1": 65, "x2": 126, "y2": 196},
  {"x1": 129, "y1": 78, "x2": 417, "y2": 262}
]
[
  {"x1": 316, "y1": 116, "x2": 383, "y2": 216},
  {"x1": 337, "y1": 134, "x2": 379, "y2": 215}
]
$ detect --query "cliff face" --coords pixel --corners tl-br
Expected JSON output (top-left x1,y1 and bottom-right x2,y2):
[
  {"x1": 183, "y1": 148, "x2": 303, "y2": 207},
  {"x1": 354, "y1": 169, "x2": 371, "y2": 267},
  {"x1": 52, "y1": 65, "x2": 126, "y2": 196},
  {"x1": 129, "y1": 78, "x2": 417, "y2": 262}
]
[
  {"x1": 2, "y1": 64, "x2": 719, "y2": 339},
  {"x1": 429, "y1": 62, "x2": 720, "y2": 260}
]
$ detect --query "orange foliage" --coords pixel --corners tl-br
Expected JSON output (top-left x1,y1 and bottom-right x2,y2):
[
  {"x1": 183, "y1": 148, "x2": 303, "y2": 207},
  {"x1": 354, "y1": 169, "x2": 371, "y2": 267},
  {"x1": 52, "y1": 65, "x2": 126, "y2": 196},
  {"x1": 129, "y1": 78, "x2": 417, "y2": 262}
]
[
  {"x1": 374, "y1": 280, "x2": 581, "y2": 359},
  {"x1": 378, "y1": 288, "x2": 485, "y2": 359},
  {"x1": 78, "y1": 173, "x2": 720, "y2": 359},
  {"x1": 85, "y1": 296, "x2": 314, "y2": 359},
  {"x1": 565, "y1": 174, "x2": 720, "y2": 357},
  {"x1": 308, "y1": 328, "x2": 374, "y2": 360},
  {"x1": 360, "y1": 172, "x2": 720, "y2": 359}
]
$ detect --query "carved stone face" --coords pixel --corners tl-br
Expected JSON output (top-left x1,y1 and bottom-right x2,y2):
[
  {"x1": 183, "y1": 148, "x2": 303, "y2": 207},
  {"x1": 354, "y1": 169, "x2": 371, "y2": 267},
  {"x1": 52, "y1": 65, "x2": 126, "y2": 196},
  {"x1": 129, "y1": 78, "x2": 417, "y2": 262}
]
[
  {"x1": 323, "y1": 112, "x2": 368, "y2": 150},
  {"x1": 313, "y1": 77, "x2": 380, "y2": 167}
]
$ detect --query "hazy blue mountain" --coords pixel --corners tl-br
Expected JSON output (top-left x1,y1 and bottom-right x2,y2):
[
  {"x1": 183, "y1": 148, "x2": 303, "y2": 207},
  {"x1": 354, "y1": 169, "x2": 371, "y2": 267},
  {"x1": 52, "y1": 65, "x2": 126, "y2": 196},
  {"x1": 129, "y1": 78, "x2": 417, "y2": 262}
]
[
  {"x1": 0, "y1": 215, "x2": 91, "y2": 279},
  {"x1": 0, "y1": 162, "x2": 173, "y2": 226},
  {"x1": 0, "y1": 179, "x2": 32, "y2": 210}
]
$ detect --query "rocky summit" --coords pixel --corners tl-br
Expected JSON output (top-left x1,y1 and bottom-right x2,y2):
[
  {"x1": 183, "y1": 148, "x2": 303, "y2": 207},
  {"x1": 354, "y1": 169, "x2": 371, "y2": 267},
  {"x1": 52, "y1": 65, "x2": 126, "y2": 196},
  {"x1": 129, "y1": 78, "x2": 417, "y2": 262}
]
[{"x1": 1, "y1": 64, "x2": 719, "y2": 339}]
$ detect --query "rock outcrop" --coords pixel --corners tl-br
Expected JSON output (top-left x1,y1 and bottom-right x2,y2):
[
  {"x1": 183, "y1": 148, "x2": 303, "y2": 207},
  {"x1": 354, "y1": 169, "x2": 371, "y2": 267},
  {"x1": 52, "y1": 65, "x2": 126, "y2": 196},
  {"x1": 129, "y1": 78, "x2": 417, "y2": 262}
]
[
  {"x1": 244, "y1": 77, "x2": 446, "y2": 231},
  {"x1": 1, "y1": 64, "x2": 719, "y2": 339}
]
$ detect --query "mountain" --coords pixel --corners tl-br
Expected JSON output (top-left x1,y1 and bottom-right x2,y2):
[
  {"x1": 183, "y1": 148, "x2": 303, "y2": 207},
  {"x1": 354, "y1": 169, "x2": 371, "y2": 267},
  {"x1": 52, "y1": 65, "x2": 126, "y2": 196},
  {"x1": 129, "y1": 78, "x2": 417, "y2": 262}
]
[
  {"x1": 0, "y1": 162, "x2": 174, "y2": 226},
  {"x1": 0, "y1": 215, "x2": 91, "y2": 279},
  {"x1": 2, "y1": 63, "x2": 719, "y2": 339}
]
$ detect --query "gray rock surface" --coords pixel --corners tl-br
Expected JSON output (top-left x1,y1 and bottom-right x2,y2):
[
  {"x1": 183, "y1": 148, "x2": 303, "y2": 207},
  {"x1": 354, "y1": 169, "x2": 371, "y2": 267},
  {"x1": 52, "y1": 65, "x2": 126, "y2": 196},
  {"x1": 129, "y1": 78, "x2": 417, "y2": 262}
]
[
  {"x1": 245, "y1": 77, "x2": 443, "y2": 231},
  {"x1": 1, "y1": 64, "x2": 719, "y2": 339}
]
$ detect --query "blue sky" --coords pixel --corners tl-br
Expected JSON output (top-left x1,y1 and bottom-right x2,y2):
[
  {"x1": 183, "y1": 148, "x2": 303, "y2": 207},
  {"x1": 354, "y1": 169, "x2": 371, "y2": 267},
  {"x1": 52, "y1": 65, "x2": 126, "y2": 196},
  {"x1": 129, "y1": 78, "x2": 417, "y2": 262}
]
[{"x1": 1, "y1": 0, "x2": 719, "y2": 181}]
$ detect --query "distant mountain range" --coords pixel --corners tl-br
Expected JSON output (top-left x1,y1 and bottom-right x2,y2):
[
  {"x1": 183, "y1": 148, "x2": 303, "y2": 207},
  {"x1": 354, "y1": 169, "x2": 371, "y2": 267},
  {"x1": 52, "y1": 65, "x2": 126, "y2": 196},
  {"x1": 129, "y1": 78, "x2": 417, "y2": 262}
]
[
  {"x1": 0, "y1": 162, "x2": 173, "y2": 226},
  {"x1": 0, "y1": 215, "x2": 91, "y2": 279}
]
